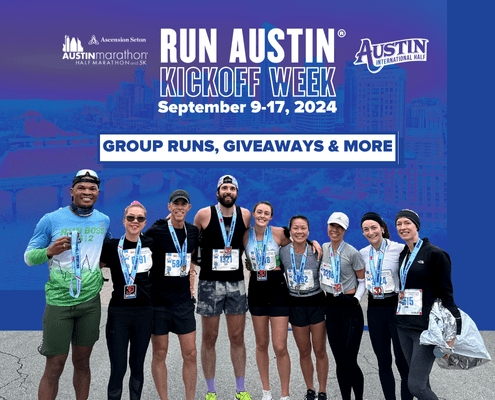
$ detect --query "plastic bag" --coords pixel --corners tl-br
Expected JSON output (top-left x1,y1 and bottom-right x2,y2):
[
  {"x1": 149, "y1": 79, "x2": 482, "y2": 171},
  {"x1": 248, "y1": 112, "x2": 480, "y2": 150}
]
[{"x1": 420, "y1": 299, "x2": 491, "y2": 370}]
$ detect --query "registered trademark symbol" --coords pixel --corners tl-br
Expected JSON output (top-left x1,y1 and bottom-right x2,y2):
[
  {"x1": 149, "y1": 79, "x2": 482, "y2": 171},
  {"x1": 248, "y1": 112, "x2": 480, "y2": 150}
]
[{"x1": 338, "y1": 29, "x2": 346, "y2": 38}]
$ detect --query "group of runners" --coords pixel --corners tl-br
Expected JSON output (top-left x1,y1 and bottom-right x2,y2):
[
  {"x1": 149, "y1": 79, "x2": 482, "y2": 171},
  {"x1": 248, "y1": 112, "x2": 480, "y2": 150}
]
[{"x1": 25, "y1": 169, "x2": 461, "y2": 400}]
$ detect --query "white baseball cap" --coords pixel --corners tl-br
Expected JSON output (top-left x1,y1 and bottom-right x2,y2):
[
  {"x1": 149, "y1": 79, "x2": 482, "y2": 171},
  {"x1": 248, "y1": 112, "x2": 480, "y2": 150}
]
[{"x1": 327, "y1": 212, "x2": 349, "y2": 230}]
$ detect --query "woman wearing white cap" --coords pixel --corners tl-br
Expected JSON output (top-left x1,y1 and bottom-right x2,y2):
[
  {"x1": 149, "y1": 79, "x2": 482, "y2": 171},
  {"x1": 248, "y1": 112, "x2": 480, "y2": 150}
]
[
  {"x1": 321, "y1": 212, "x2": 366, "y2": 400},
  {"x1": 359, "y1": 212, "x2": 412, "y2": 400},
  {"x1": 394, "y1": 209, "x2": 461, "y2": 400}
]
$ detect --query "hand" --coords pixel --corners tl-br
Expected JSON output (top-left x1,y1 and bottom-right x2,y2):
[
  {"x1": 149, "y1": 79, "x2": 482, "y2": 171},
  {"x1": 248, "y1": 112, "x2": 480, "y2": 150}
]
[
  {"x1": 47, "y1": 236, "x2": 71, "y2": 257},
  {"x1": 311, "y1": 240, "x2": 323, "y2": 260},
  {"x1": 444, "y1": 337, "x2": 455, "y2": 359}
]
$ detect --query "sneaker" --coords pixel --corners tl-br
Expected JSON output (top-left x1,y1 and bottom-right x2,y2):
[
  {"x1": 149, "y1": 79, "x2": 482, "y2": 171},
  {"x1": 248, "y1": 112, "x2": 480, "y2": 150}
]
[
  {"x1": 317, "y1": 393, "x2": 327, "y2": 400},
  {"x1": 262, "y1": 390, "x2": 273, "y2": 400},
  {"x1": 304, "y1": 389, "x2": 316, "y2": 400},
  {"x1": 206, "y1": 393, "x2": 217, "y2": 400},
  {"x1": 235, "y1": 392, "x2": 252, "y2": 400},
  {"x1": 280, "y1": 397, "x2": 290, "y2": 400}
]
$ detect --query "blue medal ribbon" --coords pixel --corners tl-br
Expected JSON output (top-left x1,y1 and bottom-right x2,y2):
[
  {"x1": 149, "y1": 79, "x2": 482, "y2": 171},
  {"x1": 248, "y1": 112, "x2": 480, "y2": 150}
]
[
  {"x1": 216, "y1": 204, "x2": 236, "y2": 248},
  {"x1": 399, "y1": 239, "x2": 423, "y2": 292},
  {"x1": 369, "y1": 239, "x2": 387, "y2": 288},
  {"x1": 251, "y1": 227, "x2": 269, "y2": 271},
  {"x1": 117, "y1": 235, "x2": 142, "y2": 286},
  {"x1": 69, "y1": 230, "x2": 82, "y2": 298},
  {"x1": 329, "y1": 241, "x2": 346, "y2": 284},
  {"x1": 290, "y1": 243, "x2": 308, "y2": 285},
  {"x1": 168, "y1": 220, "x2": 188, "y2": 268}
]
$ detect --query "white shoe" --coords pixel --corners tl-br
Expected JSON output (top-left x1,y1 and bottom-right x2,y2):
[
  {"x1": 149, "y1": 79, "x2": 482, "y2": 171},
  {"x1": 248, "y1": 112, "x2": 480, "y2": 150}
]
[
  {"x1": 262, "y1": 390, "x2": 273, "y2": 400},
  {"x1": 280, "y1": 397, "x2": 290, "y2": 400}
]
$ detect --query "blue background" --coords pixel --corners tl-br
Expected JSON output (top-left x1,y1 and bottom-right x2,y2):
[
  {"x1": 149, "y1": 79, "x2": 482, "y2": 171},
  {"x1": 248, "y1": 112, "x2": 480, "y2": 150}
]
[{"x1": 1, "y1": 0, "x2": 492, "y2": 330}]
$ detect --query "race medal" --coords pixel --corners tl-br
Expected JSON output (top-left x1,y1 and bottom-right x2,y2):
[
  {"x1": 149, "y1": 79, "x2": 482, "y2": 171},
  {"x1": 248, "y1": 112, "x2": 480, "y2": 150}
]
[
  {"x1": 373, "y1": 286, "x2": 384, "y2": 299},
  {"x1": 224, "y1": 246, "x2": 232, "y2": 255},
  {"x1": 257, "y1": 270, "x2": 267, "y2": 281},
  {"x1": 181, "y1": 264, "x2": 188, "y2": 277},
  {"x1": 399, "y1": 290, "x2": 405, "y2": 300},
  {"x1": 124, "y1": 284, "x2": 137, "y2": 299},
  {"x1": 117, "y1": 235, "x2": 141, "y2": 300},
  {"x1": 329, "y1": 241, "x2": 345, "y2": 296},
  {"x1": 333, "y1": 282, "x2": 343, "y2": 296}
]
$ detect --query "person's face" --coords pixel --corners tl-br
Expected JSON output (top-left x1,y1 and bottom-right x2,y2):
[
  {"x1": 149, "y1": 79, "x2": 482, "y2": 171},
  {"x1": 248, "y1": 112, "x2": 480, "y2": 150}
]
[
  {"x1": 253, "y1": 204, "x2": 273, "y2": 228},
  {"x1": 123, "y1": 206, "x2": 147, "y2": 236},
  {"x1": 362, "y1": 220, "x2": 384, "y2": 248},
  {"x1": 70, "y1": 181, "x2": 99, "y2": 208},
  {"x1": 327, "y1": 223, "x2": 346, "y2": 243},
  {"x1": 290, "y1": 218, "x2": 309, "y2": 244},
  {"x1": 396, "y1": 217, "x2": 419, "y2": 242},
  {"x1": 167, "y1": 198, "x2": 191, "y2": 223},
  {"x1": 217, "y1": 183, "x2": 238, "y2": 208}
]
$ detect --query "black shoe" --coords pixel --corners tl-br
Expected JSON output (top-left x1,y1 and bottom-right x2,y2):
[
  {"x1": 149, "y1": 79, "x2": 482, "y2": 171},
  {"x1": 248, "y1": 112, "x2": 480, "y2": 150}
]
[
  {"x1": 304, "y1": 389, "x2": 316, "y2": 400},
  {"x1": 317, "y1": 393, "x2": 327, "y2": 400}
]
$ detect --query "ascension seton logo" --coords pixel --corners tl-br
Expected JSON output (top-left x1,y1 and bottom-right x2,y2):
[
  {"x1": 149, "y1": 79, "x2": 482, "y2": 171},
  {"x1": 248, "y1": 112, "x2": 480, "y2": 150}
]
[{"x1": 354, "y1": 38, "x2": 428, "y2": 74}]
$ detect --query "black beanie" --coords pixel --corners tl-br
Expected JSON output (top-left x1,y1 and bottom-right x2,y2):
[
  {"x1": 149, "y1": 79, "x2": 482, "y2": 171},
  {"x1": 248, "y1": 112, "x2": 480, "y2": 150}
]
[
  {"x1": 395, "y1": 209, "x2": 420, "y2": 231},
  {"x1": 361, "y1": 212, "x2": 384, "y2": 228}
]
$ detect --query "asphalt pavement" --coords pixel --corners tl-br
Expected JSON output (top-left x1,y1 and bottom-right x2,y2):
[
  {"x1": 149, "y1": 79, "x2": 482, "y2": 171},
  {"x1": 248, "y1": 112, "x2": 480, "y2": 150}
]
[{"x1": 1, "y1": 269, "x2": 494, "y2": 400}]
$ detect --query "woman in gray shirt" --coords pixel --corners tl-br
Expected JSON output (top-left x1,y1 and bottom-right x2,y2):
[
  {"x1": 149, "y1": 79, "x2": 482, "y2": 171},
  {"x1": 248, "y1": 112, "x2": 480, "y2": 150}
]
[
  {"x1": 321, "y1": 212, "x2": 366, "y2": 400},
  {"x1": 279, "y1": 215, "x2": 329, "y2": 400}
]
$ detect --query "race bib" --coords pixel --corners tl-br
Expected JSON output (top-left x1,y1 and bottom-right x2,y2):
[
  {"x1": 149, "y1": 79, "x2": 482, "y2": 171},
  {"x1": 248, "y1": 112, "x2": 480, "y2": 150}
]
[
  {"x1": 287, "y1": 269, "x2": 314, "y2": 291},
  {"x1": 212, "y1": 249, "x2": 239, "y2": 271},
  {"x1": 123, "y1": 247, "x2": 152, "y2": 273},
  {"x1": 396, "y1": 289, "x2": 423, "y2": 315},
  {"x1": 365, "y1": 269, "x2": 395, "y2": 293},
  {"x1": 249, "y1": 250, "x2": 277, "y2": 271},
  {"x1": 320, "y1": 262, "x2": 334, "y2": 286},
  {"x1": 165, "y1": 253, "x2": 192, "y2": 277}
]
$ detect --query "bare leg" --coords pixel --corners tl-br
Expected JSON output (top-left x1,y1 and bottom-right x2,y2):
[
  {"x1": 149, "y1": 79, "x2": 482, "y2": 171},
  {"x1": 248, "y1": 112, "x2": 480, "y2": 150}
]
[
  {"x1": 201, "y1": 315, "x2": 220, "y2": 380},
  {"x1": 225, "y1": 313, "x2": 247, "y2": 378},
  {"x1": 71, "y1": 345, "x2": 93, "y2": 400},
  {"x1": 151, "y1": 334, "x2": 169, "y2": 400},
  {"x1": 292, "y1": 325, "x2": 315, "y2": 391},
  {"x1": 38, "y1": 353, "x2": 68, "y2": 400},
  {"x1": 178, "y1": 331, "x2": 198, "y2": 400},
  {"x1": 310, "y1": 321, "x2": 329, "y2": 394},
  {"x1": 270, "y1": 316, "x2": 290, "y2": 397},
  {"x1": 252, "y1": 315, "x2": 271, "y2": 391}
]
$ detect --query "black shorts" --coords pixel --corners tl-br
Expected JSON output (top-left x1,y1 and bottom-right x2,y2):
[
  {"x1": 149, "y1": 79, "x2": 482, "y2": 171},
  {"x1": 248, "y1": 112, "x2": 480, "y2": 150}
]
[
  {"x1": 289, "y1": 291, "x2": 326, "y2": 327},
  {"x1": 248, "y1": 270, "x2": 290, "y2": 317},
  {"x1": 152, "y1": 300, "x2": 196, "y2": 336}
]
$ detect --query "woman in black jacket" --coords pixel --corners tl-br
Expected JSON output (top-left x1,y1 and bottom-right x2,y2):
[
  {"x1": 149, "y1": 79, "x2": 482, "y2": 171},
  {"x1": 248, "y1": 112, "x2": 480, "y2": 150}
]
[{"x1": 394, "y1": 209, "x2": 461, "y2": 400}]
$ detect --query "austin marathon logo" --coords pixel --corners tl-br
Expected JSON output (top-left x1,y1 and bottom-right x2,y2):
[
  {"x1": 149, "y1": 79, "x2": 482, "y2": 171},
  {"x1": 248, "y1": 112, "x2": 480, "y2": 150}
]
[
  {"x1": 354, "y1": 38, "x2": 428, "y2": 74},
  {"x1": 61, "y1": 35, "x2": 148, "y2": 66}
]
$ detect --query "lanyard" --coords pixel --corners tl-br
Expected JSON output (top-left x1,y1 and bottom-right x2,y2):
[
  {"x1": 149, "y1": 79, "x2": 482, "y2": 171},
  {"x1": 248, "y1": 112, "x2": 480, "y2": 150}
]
[
  {"x1": 69, "y1": 230, "x2": 82, "y2": 298},
  {"x1": 290, "y1": 243, "x2": 308, "y2": 285},
  {"x1": 369, "y1": 239, "x2": 387, "y2": 287},
  {"x1": 216, "y1": 204, "x2": 237, "y2": 248},
  {"x1": 251, "y1": 227, "x2": 269, "y2": 271},
  {"x1": 399, "y1": 239, "x2": 423, "y2": 291},
  {"x1": 329, "y1": 241, "x2": 345, "y2": 284},
  {"x1": 117, "y1": 235, "x2": 142, "y2": 286},
  {"x1": 168, "y1": 220, "x2": 188, "y2": 266}
]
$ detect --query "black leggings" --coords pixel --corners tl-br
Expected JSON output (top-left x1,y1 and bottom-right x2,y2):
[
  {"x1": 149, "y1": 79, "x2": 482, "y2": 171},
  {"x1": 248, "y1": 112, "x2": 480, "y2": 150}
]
[
  {"x1": 325, "y1": 294, "x2": 364, "y2": 400},
  {"x1": 106, "y1": 307, "x2": 153, "y2": 400},
  {"x1": 368, "y1": 295, "x2": 412, "y2": 400},
  {"x1": 397, "y1": 326, "x2": 438, "y2": 400}
]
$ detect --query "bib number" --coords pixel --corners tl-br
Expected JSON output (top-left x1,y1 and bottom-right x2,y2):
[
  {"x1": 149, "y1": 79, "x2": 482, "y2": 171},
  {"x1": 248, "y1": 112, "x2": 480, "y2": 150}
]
[{"x1": 212, "y1": 249, "x2": 239, "y2": 271}]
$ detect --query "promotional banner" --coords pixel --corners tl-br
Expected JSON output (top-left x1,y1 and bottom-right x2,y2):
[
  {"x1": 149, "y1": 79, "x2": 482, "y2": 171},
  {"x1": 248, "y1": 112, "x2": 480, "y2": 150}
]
[{"x1": 1, "y1": 1, "x2": 491, "y2": 329}]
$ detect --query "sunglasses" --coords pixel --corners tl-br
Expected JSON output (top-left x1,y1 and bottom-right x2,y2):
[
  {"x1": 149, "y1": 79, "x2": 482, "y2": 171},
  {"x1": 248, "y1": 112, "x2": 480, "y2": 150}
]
[{"x1": 125, "y1": 216, "x2": 146, "y2": 223}]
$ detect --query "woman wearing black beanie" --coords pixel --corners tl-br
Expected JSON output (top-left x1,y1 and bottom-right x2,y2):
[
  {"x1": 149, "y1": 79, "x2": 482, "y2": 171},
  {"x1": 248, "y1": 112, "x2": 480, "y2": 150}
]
[{"x1": 394, "y1": 209, "x2": 461, "y2": 400}]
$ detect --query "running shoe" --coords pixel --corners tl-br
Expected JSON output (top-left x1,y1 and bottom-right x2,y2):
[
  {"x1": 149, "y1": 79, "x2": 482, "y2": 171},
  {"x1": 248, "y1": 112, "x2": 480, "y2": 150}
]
[
  {"x1": 280, "y1": 397, "x2": 290, "y2": 400},
  {"x1": 317, "y1": 393, "x2": 327, "y2": 400},
  {"x1": 304, "y1": 389, "x2": 316, "y2": 400},
  {"x1": 262, "y1": 390, "x2": 273, "y2": 400},
  {"x1": 235, "y1": 392, "x2": 252, "y2": 400},
  {"x1": 206, "y1": 393, "x2": 217, "y2": 400}
]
